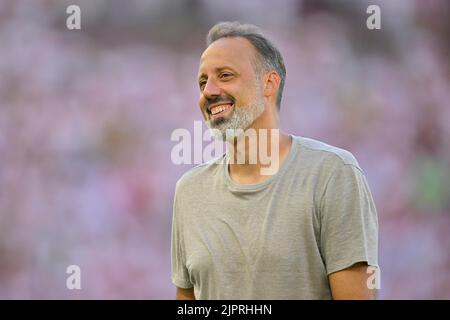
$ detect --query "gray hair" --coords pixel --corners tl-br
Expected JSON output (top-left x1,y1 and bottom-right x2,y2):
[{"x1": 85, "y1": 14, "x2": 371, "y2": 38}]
[{"x1": 206, "y1": 21, "x2": 286, "y2": 110}]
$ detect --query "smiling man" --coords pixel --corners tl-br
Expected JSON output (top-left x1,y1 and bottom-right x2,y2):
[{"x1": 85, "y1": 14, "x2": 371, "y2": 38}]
[{"x1": 171, "y1": 22, "x2": 379, "y2": 300}]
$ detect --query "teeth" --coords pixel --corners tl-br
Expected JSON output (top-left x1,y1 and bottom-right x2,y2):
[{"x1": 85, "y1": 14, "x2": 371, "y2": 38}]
[
  {"x1": 211, "y1": 106, "x2": 221, "y2": 115},
  {"x1": 211, "y1": 104, "x2": 231, "y2": 115}
]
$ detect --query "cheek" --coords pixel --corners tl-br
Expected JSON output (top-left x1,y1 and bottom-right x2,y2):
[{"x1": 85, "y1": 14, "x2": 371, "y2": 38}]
[
  {"x1": 225, "y1": 84, "x2": 251, "y2": 106},
  {"x1": 243, "y1": 87, "x2": 260, "y2": 105},
  {"x1": 199, "y1": 95, "x2": 208, "y2": 117},
  {"x1": 199, "y1": 95, "x2": 206, "y2": 109}
]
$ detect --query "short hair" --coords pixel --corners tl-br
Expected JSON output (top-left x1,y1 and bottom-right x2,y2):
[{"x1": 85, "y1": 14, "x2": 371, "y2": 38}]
[{"x1": 206, "y1": 21, "x2": 286, "y2": 110}]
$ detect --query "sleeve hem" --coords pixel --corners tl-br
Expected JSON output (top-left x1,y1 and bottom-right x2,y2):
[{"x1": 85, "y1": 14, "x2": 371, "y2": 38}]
[
  {"x1": 326, "y1": 258, "x2": 379, "y2": 276},
  {"x1": 172, "y1": 277, "x2": 193, "y2": 289}
]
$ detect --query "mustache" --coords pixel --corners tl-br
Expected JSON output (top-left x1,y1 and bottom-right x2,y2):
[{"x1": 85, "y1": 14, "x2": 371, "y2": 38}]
[{"x1": 205, "y1": 95, "x2": 235, "y2": 110}]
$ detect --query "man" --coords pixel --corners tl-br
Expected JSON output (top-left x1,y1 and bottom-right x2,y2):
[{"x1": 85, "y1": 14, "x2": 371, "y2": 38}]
[{"x1": 171, "y1": 22, "x2": 379, "y2": 300}]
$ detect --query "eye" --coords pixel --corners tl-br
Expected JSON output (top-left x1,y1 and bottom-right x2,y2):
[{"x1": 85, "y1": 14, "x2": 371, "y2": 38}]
[
  {"x1": 199, "y1": 79, "x2": 207, "y2": 90},
  {"x1": 220, "y1": 72, "x2": 233, "y2": 80}
]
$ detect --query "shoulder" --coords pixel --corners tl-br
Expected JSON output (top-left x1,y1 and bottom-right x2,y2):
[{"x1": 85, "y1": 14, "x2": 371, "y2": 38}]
[
  {"x1": 293, "y1": 135, "x2": 361, "y2": 170},
  {"x1": 175, "y1": 154, "x2": 226, "y2": 196}
]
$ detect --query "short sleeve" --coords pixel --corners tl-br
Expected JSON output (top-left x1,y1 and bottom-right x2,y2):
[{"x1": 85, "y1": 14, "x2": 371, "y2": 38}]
[
  {"x1": 320, "y1": 164, "x2": 379, "y2": 275},
  {"x1": 171, "y1": 187, "x2": 193, "y2": 289}
]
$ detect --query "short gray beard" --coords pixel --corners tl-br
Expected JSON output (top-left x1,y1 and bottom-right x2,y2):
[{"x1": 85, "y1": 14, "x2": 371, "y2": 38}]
[{"x1": 206, "y1": 97, "x2": 265, "y2": 141}]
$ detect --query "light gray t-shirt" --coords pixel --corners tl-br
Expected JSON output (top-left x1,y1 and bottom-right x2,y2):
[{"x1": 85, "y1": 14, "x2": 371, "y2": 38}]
[{"x1": 171, "y1": 135, "x2": 378, "y2": 299}]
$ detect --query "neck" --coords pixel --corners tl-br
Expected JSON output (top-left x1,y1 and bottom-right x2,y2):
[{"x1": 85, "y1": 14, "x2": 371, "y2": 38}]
[{"x1": 227, "y1": 109, "x2": 292, "y2": 184}]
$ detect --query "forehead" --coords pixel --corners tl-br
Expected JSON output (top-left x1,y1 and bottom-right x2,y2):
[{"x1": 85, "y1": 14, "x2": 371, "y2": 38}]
[{"x1": 198, "y1": 37, "x2": 257, "y2": 76}]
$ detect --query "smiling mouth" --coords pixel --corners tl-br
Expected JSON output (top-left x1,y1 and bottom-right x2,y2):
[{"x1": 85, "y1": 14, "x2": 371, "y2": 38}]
[{"x1": 209, "y1": 103, "x2": 234, "y2": 119}]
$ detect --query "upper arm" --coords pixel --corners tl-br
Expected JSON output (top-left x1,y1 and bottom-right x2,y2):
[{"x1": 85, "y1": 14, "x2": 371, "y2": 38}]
[
  {"x1": 328, "y1": 262, "x2": 377, "y2": 300},
  {"x1": 176, "y1": 286, "x2": 196, "y2": 300},
  {"x1": 172, "y1": 187, "x2": 194, "y2": 295},
  {"x1": 320, "y1": 164, "x2": 379, "y2": 293}
]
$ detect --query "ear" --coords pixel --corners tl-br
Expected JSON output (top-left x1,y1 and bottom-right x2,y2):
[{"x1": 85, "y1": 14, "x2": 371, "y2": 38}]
[{"x1": 263, "y1": 71, "x2": 281, "y2": 99}]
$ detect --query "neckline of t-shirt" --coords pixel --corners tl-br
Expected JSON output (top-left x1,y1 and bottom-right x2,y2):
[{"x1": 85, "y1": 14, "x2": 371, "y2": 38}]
[{"x1": 223, "y1": 134, "x2": 299, "y2": 192}]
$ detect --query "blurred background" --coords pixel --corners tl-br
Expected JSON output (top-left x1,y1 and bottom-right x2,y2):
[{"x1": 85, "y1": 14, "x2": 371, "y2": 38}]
[{"x1": 0, "y1": 0, "x2": 449, "y2": 299}]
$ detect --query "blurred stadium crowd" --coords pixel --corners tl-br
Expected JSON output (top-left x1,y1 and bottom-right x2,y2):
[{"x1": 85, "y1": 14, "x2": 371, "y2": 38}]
[{"x1": 0, "y1": 0, "x2": 449, "y2": 298}]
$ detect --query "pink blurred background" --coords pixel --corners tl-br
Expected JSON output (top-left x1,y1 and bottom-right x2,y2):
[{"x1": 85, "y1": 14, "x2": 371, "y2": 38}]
[{"x1": 0, "y1": 0, "x2": 449, "y2": 299}]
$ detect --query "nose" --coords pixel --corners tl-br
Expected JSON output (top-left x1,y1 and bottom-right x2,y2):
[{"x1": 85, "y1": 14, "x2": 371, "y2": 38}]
[{"x1": 202, "y1": 78, "x2": 221, "y2": 99}]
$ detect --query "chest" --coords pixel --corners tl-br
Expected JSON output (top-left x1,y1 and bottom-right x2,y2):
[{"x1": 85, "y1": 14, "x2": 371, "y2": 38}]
[{"x1": 183, "y1": 193, "x2": 320, "y2": 279}]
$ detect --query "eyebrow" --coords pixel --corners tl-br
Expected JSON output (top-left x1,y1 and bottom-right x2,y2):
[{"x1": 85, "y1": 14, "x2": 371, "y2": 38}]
[{"x1": 198, "y1": 66, "x2": 237, "y2": 82}]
